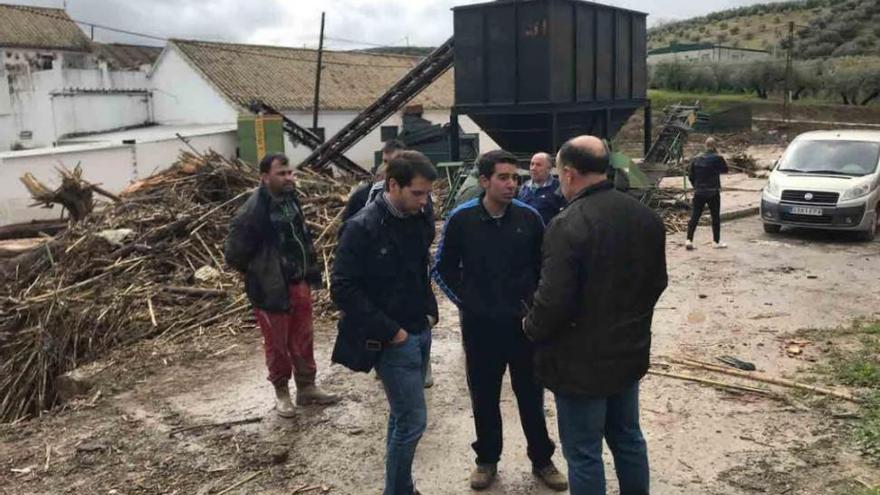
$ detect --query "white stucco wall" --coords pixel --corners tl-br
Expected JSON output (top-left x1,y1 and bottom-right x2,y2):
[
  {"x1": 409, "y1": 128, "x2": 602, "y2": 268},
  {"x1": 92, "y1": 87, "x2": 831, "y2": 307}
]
[
  {"x1": 0, "y1": 144, "x2": 135, "y2": 225},
  {"x1": 149, "y1": 47, "x2": 238, "y2": 125},
  {"x1": 0, "y1": 128, "x2": 236, "y2": 226},
  {"x1": 0, "y1": 63, "x2": 151, "y2": 150},
  {"x1": 51, "y1": 93, "x2": 152, "y2": 137}
]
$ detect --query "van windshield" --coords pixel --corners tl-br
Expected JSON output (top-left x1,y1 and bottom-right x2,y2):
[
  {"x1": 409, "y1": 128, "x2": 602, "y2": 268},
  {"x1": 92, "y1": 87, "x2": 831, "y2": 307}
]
[{"x1": 778, "y1": 140, "x2": 880, "y2": 176}]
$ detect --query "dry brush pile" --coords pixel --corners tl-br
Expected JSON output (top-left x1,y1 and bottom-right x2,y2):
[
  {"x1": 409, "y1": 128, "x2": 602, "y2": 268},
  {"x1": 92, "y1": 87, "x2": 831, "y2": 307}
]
[{"x1": 0, "y1": 152, "x2": 353, "y2": 422}]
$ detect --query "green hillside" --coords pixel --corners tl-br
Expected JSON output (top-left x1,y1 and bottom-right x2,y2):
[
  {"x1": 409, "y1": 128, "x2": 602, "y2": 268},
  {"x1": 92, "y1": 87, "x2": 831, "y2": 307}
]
[{"x1": 648, "y1": 0, "x2": 880, "y2": 59}]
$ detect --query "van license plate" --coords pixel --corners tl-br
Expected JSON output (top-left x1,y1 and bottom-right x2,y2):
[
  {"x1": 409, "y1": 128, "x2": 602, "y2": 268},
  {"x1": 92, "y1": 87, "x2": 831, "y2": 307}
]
[{"x1": 791, "y1": 206, "x2": 823, "y2": 216}]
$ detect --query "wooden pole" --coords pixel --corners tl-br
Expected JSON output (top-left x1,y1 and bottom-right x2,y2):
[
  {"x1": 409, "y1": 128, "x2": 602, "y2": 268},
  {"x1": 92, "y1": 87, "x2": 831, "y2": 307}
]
[
  {"x1": 670, "y1": 357, "x2": 861, "y2": 403},
  {"x1": 648, "y1": 369, "x2": 775, "y2": 396},
  {"x1": 312, "y1": 12, "x2": 326, "y2": 136}
]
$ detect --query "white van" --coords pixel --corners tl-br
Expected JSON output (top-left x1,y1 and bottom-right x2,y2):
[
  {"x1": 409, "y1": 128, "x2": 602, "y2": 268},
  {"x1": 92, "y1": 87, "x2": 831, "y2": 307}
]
[{"x1": 760, "y1": 130, "x2": 880, "y2": 241}]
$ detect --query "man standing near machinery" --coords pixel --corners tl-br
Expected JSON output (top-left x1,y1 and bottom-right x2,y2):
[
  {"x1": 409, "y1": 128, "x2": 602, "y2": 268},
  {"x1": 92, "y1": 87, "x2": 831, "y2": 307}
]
[
  {"x1": 434, "y1": 150, "x2": 568, "y2": 492},
  {"x1": 517, "y1": 152, "x2": 566, "y2": 224}
]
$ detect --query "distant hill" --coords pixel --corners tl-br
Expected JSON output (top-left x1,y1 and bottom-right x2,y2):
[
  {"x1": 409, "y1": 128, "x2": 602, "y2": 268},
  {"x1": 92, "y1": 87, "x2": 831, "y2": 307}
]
[
  {"x1": 358, "y1": 46, "x2": 435, "y2": 57},
  {"x1": 648, "y1": 0, "x2": 880, "y2": 59}
]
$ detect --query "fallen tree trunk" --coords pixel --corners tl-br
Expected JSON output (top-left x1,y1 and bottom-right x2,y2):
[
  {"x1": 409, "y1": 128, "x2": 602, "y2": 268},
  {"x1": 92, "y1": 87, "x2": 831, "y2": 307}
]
[{"x1": 0, "y1": 220, "x2": 67, "y2": 241}]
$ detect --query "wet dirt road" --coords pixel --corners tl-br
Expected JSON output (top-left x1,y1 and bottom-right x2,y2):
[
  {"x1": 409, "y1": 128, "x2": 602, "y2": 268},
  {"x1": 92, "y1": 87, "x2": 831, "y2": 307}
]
[{"x1": 2, "y1": 217, "x2": 879, "y2": 494}]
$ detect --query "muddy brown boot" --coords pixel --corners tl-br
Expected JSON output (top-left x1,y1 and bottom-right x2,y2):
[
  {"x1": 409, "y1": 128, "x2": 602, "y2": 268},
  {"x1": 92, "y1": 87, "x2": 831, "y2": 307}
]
[
  {"x1": 470, "y1": 463, "x2": 497, "y2": 490},
  {"x1": 296, "y1": 384, "x2": 340, "y2": 406},
  {"x1": 273, "y1": 383, "x2": 296, "y2": 418},
  {"x1": 533, "y1": 462, "x2": 568, "y2": 492}
]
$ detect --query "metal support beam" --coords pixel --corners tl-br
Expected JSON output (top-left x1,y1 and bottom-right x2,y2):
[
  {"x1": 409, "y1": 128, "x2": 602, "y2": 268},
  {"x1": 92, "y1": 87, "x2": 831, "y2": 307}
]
[
  {"x1": 644, "y1": 100, "x2": 652, "y2": 157},
  {"x1": 604, "y1": 108, "x2": 612, "y2": 140},
  {"x1": 449, "y1": 111, "x2": 461, "y2": 162},
  {"x1": 551, "y1": 111, "x2": 560, "y2": 151}
]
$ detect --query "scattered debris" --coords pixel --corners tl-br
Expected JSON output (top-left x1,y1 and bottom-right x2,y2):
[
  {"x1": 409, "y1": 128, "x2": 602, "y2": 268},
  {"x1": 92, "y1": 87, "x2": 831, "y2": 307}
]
[
  {"x1": 669, "y1": 356, "x2": 859, "y2": 403},
  {"x1": 216, "y1": 470, "x2": 264, "y2": 495},
  {"x1": 717, "y1": 355, "x2": 757, "y2": 371},
  {"x1": 785, "y1": 339, "x2": 813, "y2": 357},
  {"x1": 269, "y1": 447, "x2": 289, "y2": 465},
  {"x1": 728, "y1": 152, "x2": 760, "y2": 177},
  {"x1": 168, "y1": 416, "x2": 263, "y2": 437},
  {"x1": 0, "y1": 151, "x2": 354, "y2": 422},
  {"x1": 20, "y1": 164, "x2": 120, "y2": 222}
]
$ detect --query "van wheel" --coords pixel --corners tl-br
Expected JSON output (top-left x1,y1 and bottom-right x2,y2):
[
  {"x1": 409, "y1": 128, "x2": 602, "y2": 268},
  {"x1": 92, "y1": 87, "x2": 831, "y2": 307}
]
[
  {"x1": 857, "y1": 206, "x2": 878, "y2": 242},
  {"x1": 763, "y1": 223, "x2": 782, "y2": 234}
]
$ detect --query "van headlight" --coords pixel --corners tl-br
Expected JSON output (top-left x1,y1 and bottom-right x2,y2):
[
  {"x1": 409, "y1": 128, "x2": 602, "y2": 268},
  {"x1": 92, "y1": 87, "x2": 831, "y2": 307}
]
[
  {"x1": 841, "y1": 181, "x2": 873, "y2": 201},
  {"x1": 765, "y1": 176, "x2": 782, "y2": 199}
]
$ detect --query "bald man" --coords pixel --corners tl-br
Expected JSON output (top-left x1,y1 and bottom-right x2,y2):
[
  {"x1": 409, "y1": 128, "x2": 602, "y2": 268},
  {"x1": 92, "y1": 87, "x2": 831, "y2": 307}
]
[
  {"x1": 517, "y1": 152, "x2": 566, "y2": 224},
  {"x1": 525, "y1": 136, "x2": 668, "y2": 495}
]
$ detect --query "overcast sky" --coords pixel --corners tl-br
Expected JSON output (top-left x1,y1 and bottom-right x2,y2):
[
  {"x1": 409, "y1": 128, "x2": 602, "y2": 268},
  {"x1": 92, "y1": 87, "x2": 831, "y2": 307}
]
[{"x1": 9, "y1": 0, "x2": 783, "y2": 49}]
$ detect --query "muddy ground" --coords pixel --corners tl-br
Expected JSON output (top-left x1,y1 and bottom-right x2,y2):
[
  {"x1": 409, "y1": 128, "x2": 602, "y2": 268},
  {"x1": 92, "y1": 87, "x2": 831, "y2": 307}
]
[{"x1": 2, "y1": 216, "x2": 879, "y2": 495}]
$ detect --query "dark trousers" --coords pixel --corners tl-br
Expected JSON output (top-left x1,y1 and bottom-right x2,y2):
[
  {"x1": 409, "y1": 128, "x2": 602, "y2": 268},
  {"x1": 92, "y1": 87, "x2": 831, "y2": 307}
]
[
  {"x1": 687, "y1": 191, "x2": 721, "y2": 243},
  {"x1": 461, "y1": 311, "x2": 555, "y2": 468}
]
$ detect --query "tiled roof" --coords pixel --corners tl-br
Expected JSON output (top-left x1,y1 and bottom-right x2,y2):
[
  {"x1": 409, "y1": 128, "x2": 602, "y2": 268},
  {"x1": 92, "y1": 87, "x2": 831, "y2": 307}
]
[
  {"x1": 171, "y1": 39, "x2": 454, "y2": 112},
  {"x1": 93, "y1": 43, "x2": 162, "y2": 70},
  {"x1": 0, "y1": 4, "x2": 91, "y2": 52}
]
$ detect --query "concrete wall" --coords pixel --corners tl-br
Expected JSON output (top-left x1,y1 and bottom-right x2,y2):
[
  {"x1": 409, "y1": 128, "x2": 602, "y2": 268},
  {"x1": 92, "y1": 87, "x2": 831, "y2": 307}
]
[
  {"x1": 150, "y1": 47, "x2": 238, "y2": 125},
  {"x1": 0, "y1": 63, "x2": 151, "y2": 150},
  {"x1": 0, "y1": 144, "x2": 134, "y2": 225},
  {"x1": 281, "y1": 110, "x2": 500, "y2": 169},
  {"x1": 51, "y1": 92, "x2": 152, "y2": 138},
  {"x1": 0, "y1": 129, "x2": 236, "y2": 226}
]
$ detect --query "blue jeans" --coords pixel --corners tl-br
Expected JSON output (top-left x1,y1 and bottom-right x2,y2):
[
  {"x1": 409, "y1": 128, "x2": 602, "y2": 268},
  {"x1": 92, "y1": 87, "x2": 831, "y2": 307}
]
[
  {"x1": 375, "y1": 330, "x2": 431, "y2": 495},
  {"x1": 555, "y1": 381, "x2": 649, "y2": 495}
]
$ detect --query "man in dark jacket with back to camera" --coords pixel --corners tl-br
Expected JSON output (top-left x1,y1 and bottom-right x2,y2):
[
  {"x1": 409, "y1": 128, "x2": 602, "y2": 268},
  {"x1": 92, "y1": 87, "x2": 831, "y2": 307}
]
[
  {"x1": 525, "y1": 136, "x2": 668, "y2": 495},
  {"x1": 433, "y1": 149, "x2": 567, "y2": 492},
  {"x1": 331, "y1": 150, "x2": 439, "y2": 495},
  {"x1": 224, "y1": 153, "x2": 339, "y2": 419},
  {"x1": 686, "y1": 137, "x2": 729, "y2": 250}
]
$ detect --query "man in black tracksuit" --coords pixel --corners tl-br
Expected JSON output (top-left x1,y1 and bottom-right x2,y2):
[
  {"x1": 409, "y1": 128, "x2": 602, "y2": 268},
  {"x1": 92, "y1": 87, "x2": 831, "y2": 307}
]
[
  {"x1": 433, "y1": 150, "x2": 567, "y2": 492},
  {"x1": 687, "y1": 137, "x2": 729, "y2": 250}
]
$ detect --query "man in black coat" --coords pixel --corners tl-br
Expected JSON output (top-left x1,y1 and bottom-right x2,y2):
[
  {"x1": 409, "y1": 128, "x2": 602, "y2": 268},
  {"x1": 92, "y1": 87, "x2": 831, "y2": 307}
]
[
  {"x1": 331, "y1": 151, "x2": 439, "y2": 495},
  {"x1": 686, "y1": 137, "x2": 729, "y2": 250},
  {"x1": 524, "y1": 136, "x2": 668, "y2": 495},
  {"x1": 224, "y1": 153, "x2": 339, "y2": 419},
  {"x1": 433, "y1": 150, "x2": 567, "y2": 491}
]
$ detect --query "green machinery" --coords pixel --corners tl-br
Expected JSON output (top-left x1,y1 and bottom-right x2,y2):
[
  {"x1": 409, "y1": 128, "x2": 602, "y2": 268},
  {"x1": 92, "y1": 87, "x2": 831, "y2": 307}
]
[
  {"x1": 440, "y1": 103, "x2": 703, "y2": 215},
  {"x1": 237, "y1": 114, "x2": 286, "y2": 166}
]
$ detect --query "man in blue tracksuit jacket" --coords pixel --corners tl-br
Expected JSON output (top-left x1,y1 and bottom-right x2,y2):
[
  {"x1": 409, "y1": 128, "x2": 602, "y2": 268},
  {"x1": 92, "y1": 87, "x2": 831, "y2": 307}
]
[
  {"x1": 517, "y1": 152, "x2": 566, "y2": 225},
  {"x1": 432, "y1": 150, "x2": 568, "y2": 492}
]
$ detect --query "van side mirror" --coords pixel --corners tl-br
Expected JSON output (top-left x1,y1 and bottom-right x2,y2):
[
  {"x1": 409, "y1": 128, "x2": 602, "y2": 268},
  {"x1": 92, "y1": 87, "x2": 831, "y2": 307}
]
[{"x1": 773, "y1": 159, "x2": 779, "y2": 170}]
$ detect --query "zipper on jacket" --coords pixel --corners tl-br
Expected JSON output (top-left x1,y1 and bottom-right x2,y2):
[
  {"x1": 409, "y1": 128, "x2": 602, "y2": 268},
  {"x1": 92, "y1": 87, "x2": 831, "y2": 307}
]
[{"x1": 280, "y1": 202, "x2": 309, "y2": 278}]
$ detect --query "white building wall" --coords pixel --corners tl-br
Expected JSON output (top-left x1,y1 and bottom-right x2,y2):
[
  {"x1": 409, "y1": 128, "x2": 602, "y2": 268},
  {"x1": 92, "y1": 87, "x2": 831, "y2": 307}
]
[
  {"x1": 133, "y1": 131, "x2": 236, "y2": 178},
  {"x1": 0, "y1": 61, "x2": 151, "y2": 150},
  {"x1": 51, "y1": 93, "x2": 152, "y2": 137},
  {"x1": 0, "y1": 129, "x2": 236, "y2": 226},
  {"x1": 150, "y1": 47, "x2": 238, "y2": 125},
  {"x1": 0, "y1": 144, "x2": 135, "y2": 225}
]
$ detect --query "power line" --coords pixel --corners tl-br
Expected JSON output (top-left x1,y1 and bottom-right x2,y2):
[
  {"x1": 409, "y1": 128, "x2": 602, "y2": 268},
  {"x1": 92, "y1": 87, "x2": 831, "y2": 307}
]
[
  {"x1": 4, "y1": 4, "x2": 168, "y2": 42},
  {"x1": 4, "y1": 4, "x2": 428, "y2": 68}
]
